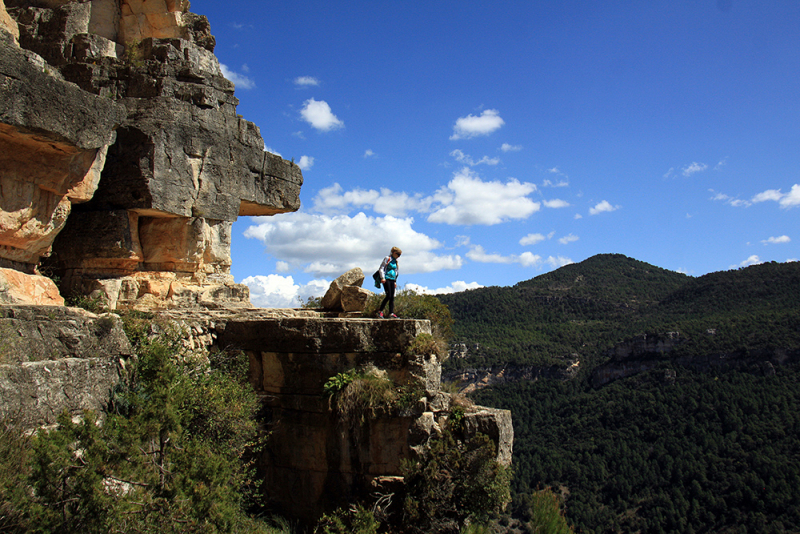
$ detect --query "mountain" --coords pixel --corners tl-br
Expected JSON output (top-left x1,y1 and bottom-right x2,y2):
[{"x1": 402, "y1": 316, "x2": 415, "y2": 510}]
[
  {"x1": 439, "y1": 254, "x2": 800, "y2": 376},
  {"x1": 437, "y1": 254, "x2": 800, "y2": 533}
]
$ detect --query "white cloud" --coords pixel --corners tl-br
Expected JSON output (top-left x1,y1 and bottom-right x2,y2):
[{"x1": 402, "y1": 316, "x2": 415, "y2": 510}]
[
  {"x1": 406, "y1": 281, "x2": 484, "y2": 295},
  {"x1": 711, "y1": 190, "x2": 750, "y2": 207},
  {"x1": 312, "y1": 183, "x2": 431, "y2": 217},
  {"x1": 558, "y1": 233, "x2": 579, "y2": 245},
  {"x1": 519, "y1": 233, "x2": 546, "y2": 246},
  {"x1": 264, "y1": 146, "x2": 282, "y2": 158},
  {"x1": 294, "y1": 76, "x2": 320, "y2": 87},
  {"x1": 752, "y1": 189, "x2": 783, "y2": 203},
  {"x1": 466, "y1": 245, "x2": 542, "y2": 267},
  {"x1": 714, "y1": 157, "x2": 728, "y2": 170},
  {"x1": 364, "y1": 149, "x2": 375, "y2": 158},
  {"x1": 500, "y1": 143, "x2": 522, "y2": 152},
  {"x1": 782, "y1": 184, "x2": 800, "y2": 208},
  {"x1": 276, "y1": 261, "x2": 290, "y2": 273},
  {"x1": 297, "y1": 155, "x2": 314, "y2": 170},
  {"x1": 682, "y1": 162, "x2": 708, "y2": 177},
  {"x1": 243, "y1": 212, "x2": 462, "y2": 277},
  {"x1": 543, "y1": 199, "x2": 570, "y2": 208},
  {"x1": 574, "y1": 213, "x2": 583, "y2": 220},
  {"x1": 663, "y1": 167, "x2": 675, "y2": 179},
  {"x1": 450, "y1": 149, "x2": 500, "y2": 166},
  {"x1": 730, "y1": 255, "x2": 762, "y2": 270},
  {"x1": 450, "y1": 109, "x2": 504, "y2": 140},
  {"x1": 762, "y1": 235, "x2": 791, "y2": 245},
  {"x1": 546, "y1": 256, "x2": 574, "y2": 269},
  {"x1": 220, "y1": 64, "x2": 255, "y2": 89},
  {"x1": 427, "y1": 168, "x2": 540, "y2": 225},
  {"x1": 589, "y1": 200, "x2": 620, "y2": 215},
  {"x1": 543, "y1": 179, "x2": 569, "y2": 187},
  {"x1": 300, "y1": 98, "x2": 344, "y2": 131},
  {"x1": 241, "y1": 275, "x2": 330, "y2": 308}
]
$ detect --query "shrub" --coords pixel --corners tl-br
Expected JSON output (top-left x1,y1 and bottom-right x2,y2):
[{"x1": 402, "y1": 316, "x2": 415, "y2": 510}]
[
  {"x1": 5, "y1": 326, "x2": 268, "y2": 533},
  {"x1": 365, "y1": 289, "x2": 454, "y2": 344},
  {"x1": 326, "y1": 367, "x2": 397, "y2": 431},
  {"x1": 401, "y1": 429, "x2": 512, "y2": 534}
]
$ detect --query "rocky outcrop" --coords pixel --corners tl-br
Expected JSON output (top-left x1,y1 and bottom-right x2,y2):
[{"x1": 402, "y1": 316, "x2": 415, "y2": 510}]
[
  {"x1": 590, "y1": 332, "x2": 800, "y2": 387},
  {"x1": 444, "y1": 359, "x2": 580, "y2": 393},
  {"x1": 159, "y1": 308, "x2": 514, "y2": 522},
  {"x1": 0, "y1": 304, "x2": 132, "y2": 427},
  {"x1": 0, "y1": 0, "x2": 302, "y2": 308}
]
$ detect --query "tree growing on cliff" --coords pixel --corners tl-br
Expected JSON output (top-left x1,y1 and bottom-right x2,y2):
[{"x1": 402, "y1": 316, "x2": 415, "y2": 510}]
[{"x1": 3, "y1": 317, "x2": 278, "y2": 533}]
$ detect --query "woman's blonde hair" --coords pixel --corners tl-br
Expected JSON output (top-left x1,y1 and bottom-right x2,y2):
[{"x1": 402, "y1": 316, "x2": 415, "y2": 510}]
[{"x1": 391, "y1": 246, "x2": 402, "y2": 256}]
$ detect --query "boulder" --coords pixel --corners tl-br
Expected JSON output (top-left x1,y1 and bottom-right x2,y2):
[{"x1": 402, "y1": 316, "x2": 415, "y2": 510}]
[
  {"x1": 340, "y1": 285, "x2": 372, "y2": 312},
  {"x1": 319, "y1": 268, "x2": 365, "y2": 310}
]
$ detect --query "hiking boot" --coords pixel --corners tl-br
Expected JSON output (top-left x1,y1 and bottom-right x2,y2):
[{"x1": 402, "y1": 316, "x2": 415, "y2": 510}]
[
  {"x1": 390, "y1": 313, "x2": 398, "y2": 318},
  {"x1": 378, "y1": 311, "x2": 384, "y2": 318}
]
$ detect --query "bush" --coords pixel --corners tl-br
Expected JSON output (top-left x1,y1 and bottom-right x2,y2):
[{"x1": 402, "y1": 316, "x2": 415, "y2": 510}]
[
  {"x1": 365, "y1": 289, "x2": 454, "y2": 342},
  {"x1": 402, "y1": 429, "x2": 512, "y2": 534},
  {"x1": 4, "y1": 327, "x2": 271, "y2": 533}
]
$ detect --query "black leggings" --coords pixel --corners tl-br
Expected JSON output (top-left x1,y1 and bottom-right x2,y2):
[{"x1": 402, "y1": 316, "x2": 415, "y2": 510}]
[{"x1": 380, "y1": 279, "x2": 396, "y2": 314}]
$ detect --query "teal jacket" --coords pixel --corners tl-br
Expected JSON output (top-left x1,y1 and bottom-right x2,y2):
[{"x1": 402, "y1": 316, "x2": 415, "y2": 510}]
[{"x1": 379, "y1": 256, "x2": 398, "y2": 281}]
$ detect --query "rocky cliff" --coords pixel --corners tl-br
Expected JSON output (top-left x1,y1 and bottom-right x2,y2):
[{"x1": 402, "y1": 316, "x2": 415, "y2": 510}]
[
  {"x1": 1, "y1": 0, "x2": 301, "y2": 309},
  {"x1": 0, "y1": 1, "x2": 513, "y2": 524}
]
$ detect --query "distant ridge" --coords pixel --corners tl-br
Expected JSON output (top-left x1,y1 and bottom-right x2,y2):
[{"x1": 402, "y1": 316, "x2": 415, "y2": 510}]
[{"x1": 438, "y1": 254, "x2": 800, "y2": 371}]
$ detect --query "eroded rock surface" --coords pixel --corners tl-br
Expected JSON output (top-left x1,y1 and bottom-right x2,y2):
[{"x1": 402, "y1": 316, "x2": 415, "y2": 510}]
[
  {"x1": 0, "y1": 304, "x2": 132, "y2": 427},
  {"x1": 0, "y1": 0, "x2": 302, "y2": 308}
]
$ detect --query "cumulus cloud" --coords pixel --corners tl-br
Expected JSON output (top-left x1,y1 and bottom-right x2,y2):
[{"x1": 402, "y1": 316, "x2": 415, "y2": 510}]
[
  {"x1": 546, "y1": 256, "x2": 574, "y2": 269},
  {"x1": 406, "y1": 281, "x2": 484, "y2": 295},
  {"x1": 762, "y1": 235, "x2": 791, "y2": 245},
  {"x1": 589, "y1": 200, "x2": 620, "y2": 215},
  {"x1": 364, "y1": 149, "x2": 375, "y2": 158},
  {"x1": 466, "y1": 245, "x2": 542, "y2": 267},
  {"x1": 682, "y1": 162, "x2": 708, "y2": 177},
  {"x1": 450, "y1": 149, "x2": 500, "y2": 166},
  {"x1": 450, "y1": 109, "x2": 504, "y2": 140},
  {"x1": 297, "y1": 155, "x2": 314, "y2": 170},
  {"x1": 220, "y1": 64, "x2": 255, "y2": 89},
  {"x1": 543, "y1": 199, "x2": 570, "y2": 208},
  {"x1": 500, "y1": 143, "x2": 522, "y2": 152},
  {"x1": 300, "y1": 98, "x2": 344, "y2": 131},
  {"x1": 243, "y1": 212, "x2": 462, "y2": 277},
  {"x1": 241, "y1": 275, "x2": 330, "y2": 308},
  {"x1": 519, "y1": 233, "x2": 547, "y2": 246},
  {"x1": 558, "y1": 233, "x2": 579, "y2": 245},
  {"x1": 730, "y1": 255, "x2": 762, "y2": 270},
  {"x1": 294, "y1": 76, "x2": 320, "y2": 87},
  {"x1": 312, "y1": 183, "x2": 431, "y2": 217},
  {"x1": 752, "y1": 184, "x2": 800, "y2": 209},
  {"x1": 427, "y1": 168, "x2": 540, "y2": 225}
]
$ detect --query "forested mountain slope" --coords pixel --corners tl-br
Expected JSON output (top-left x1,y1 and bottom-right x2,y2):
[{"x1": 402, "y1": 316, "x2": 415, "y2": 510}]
[
  {"x1": 437, "y1": 255, "x2": 800, "y2": 533},
  {"x1": 439, "y1": 254, "x2": 800, "y2": 373}
]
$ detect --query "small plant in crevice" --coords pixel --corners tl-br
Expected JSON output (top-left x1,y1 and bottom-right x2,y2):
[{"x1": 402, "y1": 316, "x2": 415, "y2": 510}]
[
  {"x1": 65, "y1": 292, "x2": 108, "y2": 314},
  {"x1": 326, "y1": 367, "x2": 397, "y2": 431}
]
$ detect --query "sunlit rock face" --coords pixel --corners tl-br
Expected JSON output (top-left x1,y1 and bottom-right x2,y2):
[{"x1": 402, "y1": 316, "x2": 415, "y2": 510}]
[{"x1": 0, "y1": 0, "x2": 302, "y2": 308}]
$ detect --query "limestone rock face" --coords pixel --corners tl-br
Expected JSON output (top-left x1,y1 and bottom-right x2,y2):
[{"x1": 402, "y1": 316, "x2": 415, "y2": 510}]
[
  {"x1": 0, "y1": 304, "x2": 132, "y2": 427},
  {"x1": 0, "y1": 28, "x2": 125, "y2": 273},
  {"x1": 0, "y1": 0, "x2": 18, "y2": 42},
  {"x1": 1, "y1": 0, "x2": 302, "y2": 308},
  {"x1": 0, "y1": 268, "x2": 64, "y2": 305}
]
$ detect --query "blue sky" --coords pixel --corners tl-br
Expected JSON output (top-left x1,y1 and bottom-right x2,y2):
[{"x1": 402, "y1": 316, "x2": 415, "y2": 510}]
[{"x1": 189, "y1": 0, "x2": 800, "y2": 307}]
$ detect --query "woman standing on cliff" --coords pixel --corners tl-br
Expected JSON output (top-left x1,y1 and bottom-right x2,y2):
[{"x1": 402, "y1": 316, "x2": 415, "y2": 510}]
[{"x1": 378, "y1": 246, "x2": 402, "y2": 318}]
